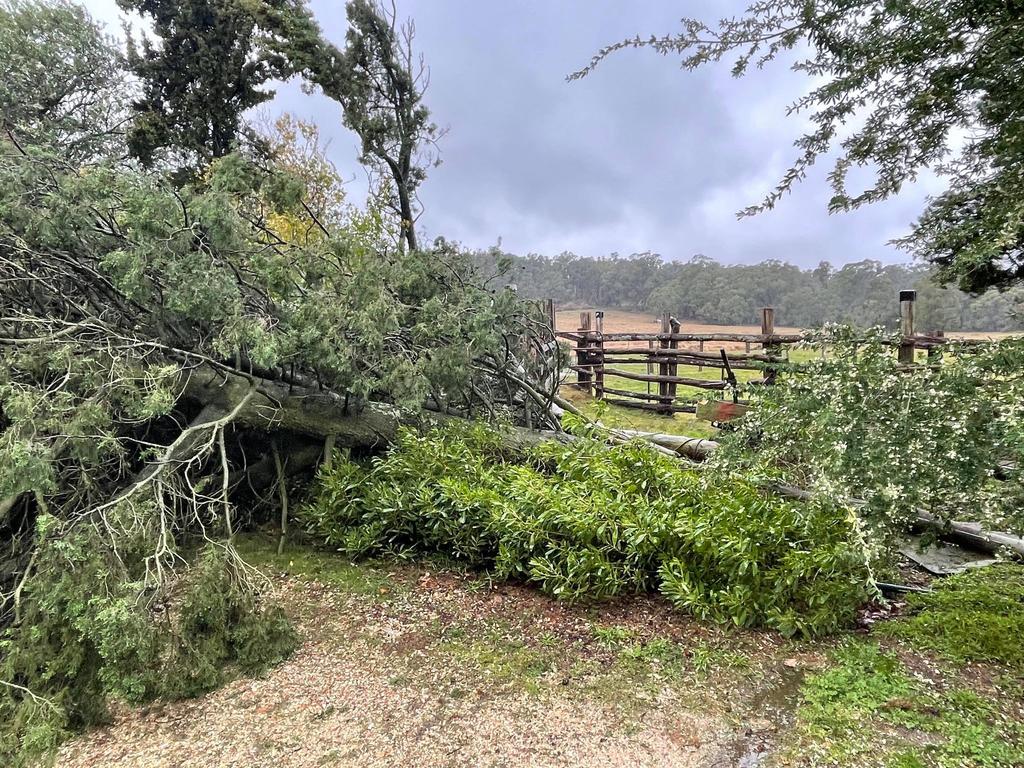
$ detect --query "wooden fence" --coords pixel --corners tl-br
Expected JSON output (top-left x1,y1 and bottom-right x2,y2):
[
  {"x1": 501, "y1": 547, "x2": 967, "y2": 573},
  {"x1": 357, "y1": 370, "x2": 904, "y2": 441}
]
[{"x1": 553, "y1": 290, "x2": 952, "y2": 416}]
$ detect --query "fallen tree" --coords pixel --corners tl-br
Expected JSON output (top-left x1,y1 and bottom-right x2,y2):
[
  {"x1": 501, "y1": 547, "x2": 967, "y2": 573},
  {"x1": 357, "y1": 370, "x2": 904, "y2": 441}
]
[{"x1": 0, "y1": 5, "x2": 564, "y2": 761}]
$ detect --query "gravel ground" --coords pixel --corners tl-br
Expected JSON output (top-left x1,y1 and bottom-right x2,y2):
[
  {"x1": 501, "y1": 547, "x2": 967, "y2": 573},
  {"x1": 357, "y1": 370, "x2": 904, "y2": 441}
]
[{"x1": 55, "y1": 560, "x2": 790, "y2": 768}]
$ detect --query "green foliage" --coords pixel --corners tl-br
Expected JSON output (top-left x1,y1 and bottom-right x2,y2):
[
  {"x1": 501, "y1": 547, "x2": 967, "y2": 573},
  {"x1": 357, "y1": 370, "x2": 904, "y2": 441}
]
[
  {"x1": 0, "y1": 0, "x2": 129, "y2": 162},
  {"x1": 302, "y1": 424, "x2": 873, "y2": 636},
  {"x1": 0, "y1": 536, "x2": 296, "y2": 767},
  {"x1": 573, "y1": 2, "x2": 1024, "y2": 292},
  {"x1": 876, "y1": 564, "x2": 1024, "y2": 672},
  {"x1": 713, "y1": 329, "x2": 1024, "y2": 542},
  {"x1": 117, "y1": 0, "x2": 317, "y2": 169},
  {"x1": 301, "y1": 0, "x2": 438, "y2": 252},
  {"x1": 795, "y1": 640, "x2": 1024, "y2": 767}
]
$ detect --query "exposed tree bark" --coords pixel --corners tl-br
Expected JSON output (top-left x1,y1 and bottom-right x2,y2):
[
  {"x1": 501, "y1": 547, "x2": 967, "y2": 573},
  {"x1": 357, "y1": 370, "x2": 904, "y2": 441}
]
[{"x1": 179, "y1": 365, "x2": 403, "y2": 447}]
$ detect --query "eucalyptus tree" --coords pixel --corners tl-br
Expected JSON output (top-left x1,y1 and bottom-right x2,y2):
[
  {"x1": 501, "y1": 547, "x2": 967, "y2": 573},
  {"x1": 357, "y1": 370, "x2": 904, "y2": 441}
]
[
  {"x1": 340, "y1": 0, "x2": 438, "y2": 253},
  {"x1": 300, "y1": 0, "x2": 440, "y2": 253},
  {"x1": 572, "y1": 1, "x2": 1024, "y2": 293}
]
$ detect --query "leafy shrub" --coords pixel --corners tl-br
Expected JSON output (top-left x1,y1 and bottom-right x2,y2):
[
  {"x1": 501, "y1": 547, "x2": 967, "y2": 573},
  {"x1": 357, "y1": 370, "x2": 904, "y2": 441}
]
[
  {"x1": 714, "y1": 329, "x2": 1024, "y2": 541},
  {"x1": 302, "y1": 423, "x2": 873, "y2": 637}
]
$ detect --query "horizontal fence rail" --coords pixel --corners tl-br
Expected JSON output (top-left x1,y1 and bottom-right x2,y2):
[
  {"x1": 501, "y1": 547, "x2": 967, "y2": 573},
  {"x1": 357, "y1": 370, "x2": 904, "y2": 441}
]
[{"x1": 551, "y1": 291, "x2": 966, "y2": 417}]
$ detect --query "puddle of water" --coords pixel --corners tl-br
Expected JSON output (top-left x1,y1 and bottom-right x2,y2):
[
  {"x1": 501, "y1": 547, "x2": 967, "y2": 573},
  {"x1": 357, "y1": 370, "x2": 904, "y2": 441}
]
[{"x1": 724, "y1": 665, "x2": 807, "y2": 767}]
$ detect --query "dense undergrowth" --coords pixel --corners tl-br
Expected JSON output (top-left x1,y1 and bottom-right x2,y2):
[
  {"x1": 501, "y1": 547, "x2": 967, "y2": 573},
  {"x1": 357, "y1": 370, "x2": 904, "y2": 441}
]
[{"x1": 302, "y1": 424, "x2": 874, "y2": 637}]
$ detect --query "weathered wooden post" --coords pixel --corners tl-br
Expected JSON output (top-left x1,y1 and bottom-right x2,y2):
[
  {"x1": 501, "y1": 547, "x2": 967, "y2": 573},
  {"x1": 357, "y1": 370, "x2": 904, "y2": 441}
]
[
  {"x1": 576, "y1": 310, "x2": 593, "y2": 392},
  {"x1": 928, "y1": 329, "x2": 944, "y2": 364},
  {"x1": 899, "y1": 290, "x2": 916, "y2": 365},
  {"x1": 647, "y1": 339, "x2": 655, "y2": 398},
  {"x1": 542, "y1": 298, "x2": 555, "y2": 337},
  {"x1": 667, "y1": 316, "x2": 681, "y2": 403},
  {"x1": 594, "y1": 310, "x2": 605, "y2": 399},
  {"x1": 761, "y1": 307, "x2": 778, "y2": 384},
  {"x1": 658, "y1": 312, "x2": 671, "y2": 413}
]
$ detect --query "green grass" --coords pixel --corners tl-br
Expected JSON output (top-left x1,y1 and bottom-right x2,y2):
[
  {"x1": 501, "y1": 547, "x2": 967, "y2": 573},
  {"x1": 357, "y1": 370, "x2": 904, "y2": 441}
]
[
  {"x1": 234, "y1": 534, "x2": 401, "y2": 598},
  {"x1": 875, "y1": 564, "x2": 1024, "y2": 672},
  {"x1": 791, "y1": 640, "x2": 1024, "y2": 767},
  {"x1": 564, "y1": 346, "x2": 824, "y2": 438},
  {"x1": 788, "y1": 566, "x2": 1024, "y2": 766},
  {"x1": 589, "y1": 624, "x2": 748, "y2": 678},
  {"x1": 436, "y1": 621, "x2": 554, "y2": 694}
]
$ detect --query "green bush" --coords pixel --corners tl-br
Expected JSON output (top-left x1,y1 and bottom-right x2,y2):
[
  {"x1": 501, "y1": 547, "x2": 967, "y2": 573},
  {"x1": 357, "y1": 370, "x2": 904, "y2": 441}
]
[{"x1": 302, "y1": 424, "x2": 873, "y2": 637}]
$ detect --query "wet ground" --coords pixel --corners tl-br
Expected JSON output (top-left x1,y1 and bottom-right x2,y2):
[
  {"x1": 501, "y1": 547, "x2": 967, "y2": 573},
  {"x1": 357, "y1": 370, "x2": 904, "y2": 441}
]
[{"x1": 57, "y1": 541, "x2": 828, "y2": 768}]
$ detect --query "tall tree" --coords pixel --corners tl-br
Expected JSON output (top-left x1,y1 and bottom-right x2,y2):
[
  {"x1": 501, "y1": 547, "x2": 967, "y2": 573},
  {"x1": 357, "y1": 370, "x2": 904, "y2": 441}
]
[
  {"x1": 342, "y1": 0, "x2": 438, "y2": 253},
  {"x1": 117, "y1": 0, "x2": 307, "y2": 169},
  {"x1": 571, "y1": 2, "x2": 1024, "y2": 293},
  {"x1": 311, "y1": 0, "x2": 439, "y2": 253},
  {"x1": 0, "y1": 0, "x2": 129, "y2": 161}
]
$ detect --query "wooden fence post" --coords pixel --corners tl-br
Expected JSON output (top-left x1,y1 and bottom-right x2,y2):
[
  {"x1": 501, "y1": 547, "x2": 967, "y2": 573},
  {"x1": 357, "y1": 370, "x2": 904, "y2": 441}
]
[
  {"x1": 928, "y1": 329, "x2": 944, "y2": 364},
  {"x1": 542, "y1": 298, "x2": 555, "y2": 336},
  {"x1": 899, "y1": 290, "x2": 916, "y2": 364},
  {"x1": 667, "y1": 316, "x2": 681, "y2": 403},
  {"x1": 761, "y1": 307, "x2": 778, "y2": 384},
  {"x1": 647, "y1": 339, "x2": 654, "y2": 398},
  {"x1": 576, "y1": 311, "x2": 593, "y2": 392},
  {"x1": 594, "y1": 310, "x2": 605, "y2": 399},
  {"x1": 658, "y1": 312, "x2": 671, "y2": 413}
]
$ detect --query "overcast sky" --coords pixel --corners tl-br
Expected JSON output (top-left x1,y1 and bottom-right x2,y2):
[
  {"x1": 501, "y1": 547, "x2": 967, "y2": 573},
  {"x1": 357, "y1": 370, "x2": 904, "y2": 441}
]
[{"x1": 82, "y1": 0, "x2": 936, "y2": 267}]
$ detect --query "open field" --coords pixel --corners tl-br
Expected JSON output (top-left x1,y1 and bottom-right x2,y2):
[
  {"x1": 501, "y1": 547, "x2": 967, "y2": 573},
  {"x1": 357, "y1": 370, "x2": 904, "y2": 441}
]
[
  {"x1": 556, "y1": 309, "x2": 803, "y2": 435},
  {"x1": 556, "y1": 308, "x2": 1021, "y2": 343},
  {"x1": 556, "y1": 309, "x2": 803, "y2": 354}
]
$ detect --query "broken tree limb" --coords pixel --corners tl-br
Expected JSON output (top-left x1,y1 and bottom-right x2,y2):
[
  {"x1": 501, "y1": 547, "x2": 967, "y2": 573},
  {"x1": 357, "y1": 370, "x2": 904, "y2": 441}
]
[
  {"x1": 174, "y1": 361, "x2": 1024, "y2": 561},
  {"x1": 912, "y1": 512, "x2": 1024, "y2": 558},
  {"x1": 273, "y1": 441, "x2": 288, "y2": 556},
  {"x1": 612, "y1": 430, "x2": 720, "y2": 462},
  {"x1": 179, "y1": 365, "x2": 402, "y2": 447}
]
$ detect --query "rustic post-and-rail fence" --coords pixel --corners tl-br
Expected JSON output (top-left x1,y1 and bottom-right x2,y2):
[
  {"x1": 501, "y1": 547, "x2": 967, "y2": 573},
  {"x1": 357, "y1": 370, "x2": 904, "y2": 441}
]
[{"x1": 551, "y1": 290, "x2": 955, "y2": 418}]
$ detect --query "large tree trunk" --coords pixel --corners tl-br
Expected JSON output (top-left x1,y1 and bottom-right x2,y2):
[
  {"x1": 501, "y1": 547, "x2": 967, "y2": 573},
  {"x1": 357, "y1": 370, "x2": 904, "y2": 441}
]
[{"x1": 180, "y1": 366, "x2": 405, "y2": 448}]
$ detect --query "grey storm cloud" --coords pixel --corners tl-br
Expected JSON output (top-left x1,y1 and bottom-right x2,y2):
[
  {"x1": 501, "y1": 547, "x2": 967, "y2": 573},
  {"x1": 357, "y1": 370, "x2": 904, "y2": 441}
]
[{"x1": 82, "y1": 0, "x2": 935, "y2": 267}]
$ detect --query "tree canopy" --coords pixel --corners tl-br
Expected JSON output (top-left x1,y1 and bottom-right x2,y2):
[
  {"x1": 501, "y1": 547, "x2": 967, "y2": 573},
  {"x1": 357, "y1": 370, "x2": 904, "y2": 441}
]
[
  {"x1": 475, "y1": 250, "x2": 1024, "y2": 333},
  {"x1": 572, "y1": 1, "x2": 1024, "y2": 293},
  {"x1": 117, "y1": 0, "x2": 312, "y2": 168}
]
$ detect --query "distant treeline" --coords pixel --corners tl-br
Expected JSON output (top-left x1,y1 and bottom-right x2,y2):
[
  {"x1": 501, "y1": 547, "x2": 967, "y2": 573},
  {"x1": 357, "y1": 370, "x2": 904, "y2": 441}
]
[{"x1": 471, "y1": 251, "x2": 1024, "y2": 332}]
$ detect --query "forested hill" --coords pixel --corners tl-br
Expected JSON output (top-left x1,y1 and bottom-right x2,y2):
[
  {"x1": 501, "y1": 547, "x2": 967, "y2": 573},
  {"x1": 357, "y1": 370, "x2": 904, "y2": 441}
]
[{"x1": 471, "y1": 251, "x2": 1024, "y2": 332}]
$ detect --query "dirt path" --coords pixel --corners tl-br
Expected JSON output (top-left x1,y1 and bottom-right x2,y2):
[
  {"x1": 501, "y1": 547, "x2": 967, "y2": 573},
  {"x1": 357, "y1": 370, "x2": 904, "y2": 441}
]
[{"x1": 56, "y1": 544, "x2": 811, "y2": 768}]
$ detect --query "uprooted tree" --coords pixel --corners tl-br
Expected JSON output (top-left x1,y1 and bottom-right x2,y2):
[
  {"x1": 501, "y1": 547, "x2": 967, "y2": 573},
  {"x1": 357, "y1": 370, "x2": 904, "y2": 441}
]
[
  {"x1": 3, "y1": 1, "x2": 1022, "y2": 764},
  {"x1": 0, "y1": 1, "x2": 558, "y2": 761}
]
